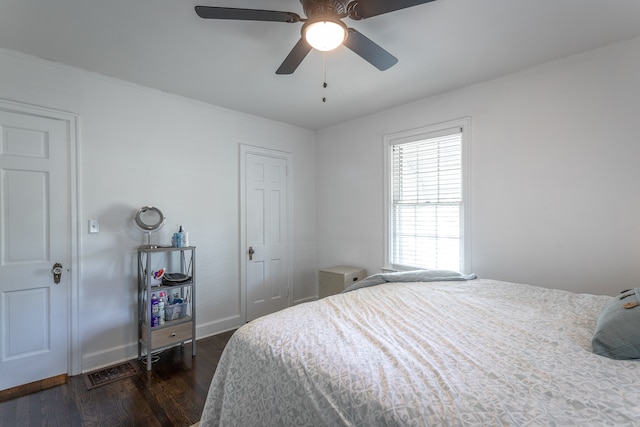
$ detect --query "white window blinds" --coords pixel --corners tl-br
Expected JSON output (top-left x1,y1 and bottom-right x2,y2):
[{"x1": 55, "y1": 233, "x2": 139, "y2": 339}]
[{"x1": 391, "y1": 128, "x2": 462, "y2": 271}]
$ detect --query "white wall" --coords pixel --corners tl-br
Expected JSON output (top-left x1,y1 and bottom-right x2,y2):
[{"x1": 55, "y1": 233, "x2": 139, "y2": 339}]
[
  {"x1": 0, "y1": 48, "x2": 317, "y2": 371},
  {"x1": 3, "y1": 33, "x2": 639, "y2": 373},
  {"x1": 316, "y1": 36, "x2": 640, "y2": 296}
]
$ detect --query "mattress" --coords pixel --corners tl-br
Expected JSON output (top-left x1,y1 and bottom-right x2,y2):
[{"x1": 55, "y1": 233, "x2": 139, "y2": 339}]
[{"x1": 200, "y1": 279, "x2": 640, "y2": 426}]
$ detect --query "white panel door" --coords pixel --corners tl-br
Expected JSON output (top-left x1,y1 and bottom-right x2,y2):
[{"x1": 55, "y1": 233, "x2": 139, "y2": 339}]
[
  {"x1": 0, "y1": 109, "x2": 69, "y2": 391},
  {"x1": 245, "y1": 152, "x2": 290, "y2": 321}
]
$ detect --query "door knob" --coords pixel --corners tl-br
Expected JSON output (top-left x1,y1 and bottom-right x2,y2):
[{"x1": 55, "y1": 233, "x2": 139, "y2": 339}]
[
  {"x1": 248, "y1": 246, "x2": 254, "y2": 261},
  {"x1": 52, "y1": 263, "x2": 63, "y2": 284}
]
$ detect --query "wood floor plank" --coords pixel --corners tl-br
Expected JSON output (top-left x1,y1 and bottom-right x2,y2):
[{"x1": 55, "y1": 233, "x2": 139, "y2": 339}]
[
  {"x1": 0, "y1": 396, "x2": 16, "y2": 426},
  {"x1": 39, "y1": 382, "x2": 76, "y2": 426}
]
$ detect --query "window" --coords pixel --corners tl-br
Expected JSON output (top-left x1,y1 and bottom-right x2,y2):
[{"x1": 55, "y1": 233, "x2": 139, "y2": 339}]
[{"x1": 384, "y1": 118, "x2": 470, "y2": 272}]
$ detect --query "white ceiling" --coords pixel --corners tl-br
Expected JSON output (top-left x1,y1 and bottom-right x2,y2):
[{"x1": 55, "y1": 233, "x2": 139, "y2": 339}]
[{"x1": 1, "y1": 0, "x2": 639, "y2": 130}]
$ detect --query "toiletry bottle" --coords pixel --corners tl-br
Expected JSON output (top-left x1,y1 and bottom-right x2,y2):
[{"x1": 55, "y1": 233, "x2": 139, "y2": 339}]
[
  {"x1": 158, "y1": 292, "x2": 166, "y2": 325},
  {"x1": 181, "y1": 224, "x2": 189, "y2": 247},
  {"x1": 172, "y1": 231, "x2": 182, "y2": 248},
  {"x1": 151, "y1": 293, "x2": 159, "y2": 327}
]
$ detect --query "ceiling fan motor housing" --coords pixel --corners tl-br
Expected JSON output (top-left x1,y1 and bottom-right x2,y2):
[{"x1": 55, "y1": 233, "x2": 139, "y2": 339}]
[{"x1": 301, "y1": 0, "x2": 348, "y2": 19}]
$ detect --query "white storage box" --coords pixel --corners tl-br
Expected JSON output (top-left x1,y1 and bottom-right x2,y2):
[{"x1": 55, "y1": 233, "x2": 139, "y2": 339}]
[{"x1": 319, "y1": 265, "x2": 367, "y2": 298}]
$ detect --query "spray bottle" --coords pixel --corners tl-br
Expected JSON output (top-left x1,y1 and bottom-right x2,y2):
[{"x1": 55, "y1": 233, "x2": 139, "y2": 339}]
[{"x1": 179, "y1": 224, "x2": 188, "y2": 247}]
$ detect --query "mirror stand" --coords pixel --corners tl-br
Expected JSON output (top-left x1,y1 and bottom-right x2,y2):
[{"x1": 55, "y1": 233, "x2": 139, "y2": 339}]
[{"x1": 133, "y1": 206, "x2": 166, "y2": 248}]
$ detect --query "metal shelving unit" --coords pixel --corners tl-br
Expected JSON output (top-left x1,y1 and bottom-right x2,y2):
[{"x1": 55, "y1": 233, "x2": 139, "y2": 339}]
[{"x1": 137, "y1": 246, "x2": 196, "y2": 371}]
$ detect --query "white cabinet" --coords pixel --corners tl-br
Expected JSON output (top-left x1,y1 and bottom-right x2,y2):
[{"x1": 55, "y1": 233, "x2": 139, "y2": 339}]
[
  {"x1": 137, "y1": 246, "x2": 196, "y2": 371},
  {"x1": 319, "y1": 265, "x2": 367, "y2": 298}
]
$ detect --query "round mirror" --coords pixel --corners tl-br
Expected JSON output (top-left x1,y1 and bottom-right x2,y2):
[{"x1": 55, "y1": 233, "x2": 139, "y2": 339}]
[{"x1": 134, "y1": 206, "x2": 165, "y2": 231}]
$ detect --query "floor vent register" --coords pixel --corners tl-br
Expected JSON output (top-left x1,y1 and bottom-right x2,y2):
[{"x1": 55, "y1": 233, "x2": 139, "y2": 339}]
[{"x1": 83, "y1": 361, "x2": 140, "y2": 389}]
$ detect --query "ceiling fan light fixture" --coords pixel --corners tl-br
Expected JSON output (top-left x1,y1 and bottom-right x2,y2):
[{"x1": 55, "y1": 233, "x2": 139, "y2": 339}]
[{"x1": 304, "y1": 19, "x2": 347, "y2": 51}]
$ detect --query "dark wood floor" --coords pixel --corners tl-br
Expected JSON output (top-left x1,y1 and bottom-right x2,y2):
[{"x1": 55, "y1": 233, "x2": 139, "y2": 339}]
[{"x1": 0, "y1": 329, "x2": 235, "y2": 427}]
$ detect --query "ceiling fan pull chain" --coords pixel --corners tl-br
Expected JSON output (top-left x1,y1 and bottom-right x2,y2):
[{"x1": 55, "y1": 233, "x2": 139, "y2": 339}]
[{"x1": 322, "y1": 52, "x2": 328, "y2": 103}]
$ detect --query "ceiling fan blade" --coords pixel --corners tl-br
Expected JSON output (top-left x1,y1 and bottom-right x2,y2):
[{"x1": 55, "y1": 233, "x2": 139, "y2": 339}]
[
  {"x1": 276, "y1": 38, "x2": 313, "y2": 74},
  {"x1": 343, "y1": 28, "x2": 397, "y2": 71},
  {"x1": 195, "y1": 6, "x2": 300, "y2": 23},
  {"x1": 347, "y1": 0, "x2": 436, "y2": 20}
]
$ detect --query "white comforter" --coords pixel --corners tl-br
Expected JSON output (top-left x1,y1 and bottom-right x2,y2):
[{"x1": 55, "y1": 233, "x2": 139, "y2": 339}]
[{"x1": 200, "y1": 279, "x2": 640, "y2": 426}]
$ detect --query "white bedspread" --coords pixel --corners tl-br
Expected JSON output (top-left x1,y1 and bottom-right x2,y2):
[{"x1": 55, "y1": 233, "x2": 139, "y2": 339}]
[{"x1": 200, "y1": 279, "x2": 640, "y2": 426}]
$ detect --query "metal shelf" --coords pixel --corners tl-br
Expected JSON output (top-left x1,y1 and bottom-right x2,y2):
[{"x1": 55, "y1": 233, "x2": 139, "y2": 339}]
[{"x1": 137, "y1": 246, "x2": 196, "y2": 371}]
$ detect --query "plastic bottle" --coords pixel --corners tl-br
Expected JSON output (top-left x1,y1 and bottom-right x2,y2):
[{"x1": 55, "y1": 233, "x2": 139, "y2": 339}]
[
  {"x1": 158, "y1": 292, "x2": 166, "y2": 325},
  {"x1": 179, "y1": 224, "x2": 188, "y2": 247},
  {"x1": 151, "y1": 293, "x2": 159, "y2": 327},
  {"x1": 172, "y1": 231, "x2": 182, "y2": 247}
]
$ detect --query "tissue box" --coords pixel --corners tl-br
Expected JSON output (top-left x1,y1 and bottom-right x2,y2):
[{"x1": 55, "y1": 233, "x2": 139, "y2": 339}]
[{"x1": 164, "y1": 302, "x2": 187, "y2": 321}]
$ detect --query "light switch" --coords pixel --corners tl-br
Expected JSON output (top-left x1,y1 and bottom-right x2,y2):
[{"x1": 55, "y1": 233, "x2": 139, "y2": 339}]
[{"x1": 88, "y1": 220, "x2": 99, "y2": 234}]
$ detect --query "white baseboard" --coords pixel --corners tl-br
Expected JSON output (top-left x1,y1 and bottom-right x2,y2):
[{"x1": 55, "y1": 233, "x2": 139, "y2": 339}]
[
  {"x1": 294, "y1": 295, "x2": 317, "y2": 305},
  {"x1": 82, "y1": 343, "x2": 137, "y2": 374},
  {"x1": 195, "y1": 315, "x2": 243, "y2": 340},
  {"x1": 81, "y1": 315, "x2": 244, "y2": 373}
]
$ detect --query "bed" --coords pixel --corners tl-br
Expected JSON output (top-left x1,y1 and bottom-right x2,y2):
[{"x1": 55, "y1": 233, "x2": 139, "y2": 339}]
[{"x1": 199, "y1": 276, "x2": 640, "y2": 426}]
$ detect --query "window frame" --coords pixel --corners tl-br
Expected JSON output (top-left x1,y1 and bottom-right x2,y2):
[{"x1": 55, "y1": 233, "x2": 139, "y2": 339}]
[{"x1": 383, "y1": 117, "x2": 472, "y2": 273}]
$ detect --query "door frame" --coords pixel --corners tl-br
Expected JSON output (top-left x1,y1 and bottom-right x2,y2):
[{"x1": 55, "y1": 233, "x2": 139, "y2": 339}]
[
  {"x1": 0, "y1": 98, "x2": 80, "y2": 376},
  {"x1": 239, "y1": 144, "x2": 293, "y2": 323}
]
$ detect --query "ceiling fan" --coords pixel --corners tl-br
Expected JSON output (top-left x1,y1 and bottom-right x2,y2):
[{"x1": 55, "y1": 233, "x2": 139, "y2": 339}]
[{"x1": 195, "y1": 0, "x2": 436, "y2": 75}]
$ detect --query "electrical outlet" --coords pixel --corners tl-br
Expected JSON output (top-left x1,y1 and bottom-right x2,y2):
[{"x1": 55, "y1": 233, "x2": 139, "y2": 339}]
[{"x1": 88, "y1": 220, "x2": 99, "y2": 234}]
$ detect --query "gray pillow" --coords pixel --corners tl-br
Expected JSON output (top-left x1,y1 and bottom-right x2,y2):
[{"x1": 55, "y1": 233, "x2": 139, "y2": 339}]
[{"x1": 592, "y1": 288, "x2": 640, "y2": 360}]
